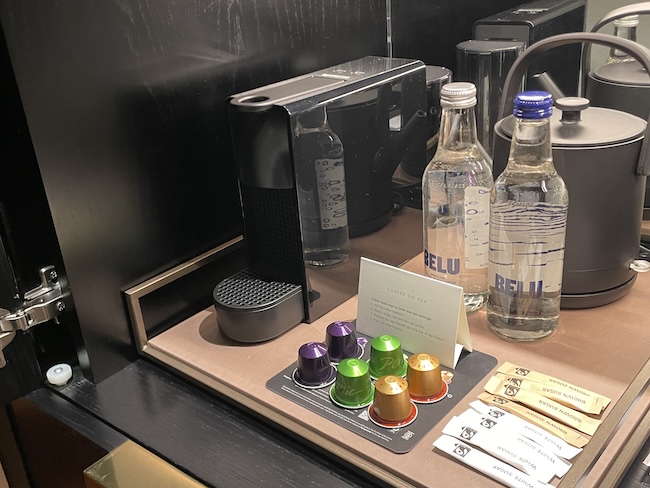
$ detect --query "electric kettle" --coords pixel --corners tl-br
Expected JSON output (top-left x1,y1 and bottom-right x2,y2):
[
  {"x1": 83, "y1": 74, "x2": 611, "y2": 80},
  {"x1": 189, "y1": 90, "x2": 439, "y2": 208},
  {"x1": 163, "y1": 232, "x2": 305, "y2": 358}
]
[
  {"x1": 492, "y1": 32, "x2": 650, "y2": 309},
  {"x1": 584, "y1": 2, "x2": 650, "y2": 120}
]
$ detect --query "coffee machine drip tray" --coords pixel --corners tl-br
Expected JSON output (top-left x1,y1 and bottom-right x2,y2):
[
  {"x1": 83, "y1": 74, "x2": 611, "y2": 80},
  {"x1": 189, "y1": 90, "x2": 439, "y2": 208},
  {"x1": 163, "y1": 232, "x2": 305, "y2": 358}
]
[{"x1": 213, "y1": 268, "x2": 304, "y2": 343}]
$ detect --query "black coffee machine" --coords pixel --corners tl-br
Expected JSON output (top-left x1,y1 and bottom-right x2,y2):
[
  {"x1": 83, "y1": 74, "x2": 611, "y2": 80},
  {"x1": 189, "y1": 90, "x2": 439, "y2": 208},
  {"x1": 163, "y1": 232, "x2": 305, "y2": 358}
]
[
  {"x1": 473, "y1": 0, "x2": 586, "y2": 97},
  {"x1": 214, "y1": 57, "x2": 427, "y2": 343}
]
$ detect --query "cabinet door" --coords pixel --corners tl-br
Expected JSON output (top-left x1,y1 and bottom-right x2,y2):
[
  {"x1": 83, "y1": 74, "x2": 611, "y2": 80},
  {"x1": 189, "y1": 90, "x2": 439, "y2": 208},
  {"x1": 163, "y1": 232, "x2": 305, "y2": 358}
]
[{"x1": 0, "y1": 23, "x2": 78, "y2": 405}]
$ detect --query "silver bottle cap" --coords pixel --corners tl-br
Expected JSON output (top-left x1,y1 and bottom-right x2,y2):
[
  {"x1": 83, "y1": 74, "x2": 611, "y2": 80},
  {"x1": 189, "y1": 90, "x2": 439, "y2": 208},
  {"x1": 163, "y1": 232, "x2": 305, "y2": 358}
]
[
  {"x1": 613, "y1": 15, "x2": 639, "y2": 28},
  {"x1": 440, "y1": 82, "x2": 477, "y2": 109}
]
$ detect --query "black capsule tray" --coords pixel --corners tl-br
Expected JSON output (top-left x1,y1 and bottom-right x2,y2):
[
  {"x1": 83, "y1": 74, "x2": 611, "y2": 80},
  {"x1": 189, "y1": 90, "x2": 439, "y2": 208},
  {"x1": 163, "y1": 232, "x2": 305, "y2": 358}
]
[{"x1": 267, "y1": 335, "x2": 496, "y2": 454}]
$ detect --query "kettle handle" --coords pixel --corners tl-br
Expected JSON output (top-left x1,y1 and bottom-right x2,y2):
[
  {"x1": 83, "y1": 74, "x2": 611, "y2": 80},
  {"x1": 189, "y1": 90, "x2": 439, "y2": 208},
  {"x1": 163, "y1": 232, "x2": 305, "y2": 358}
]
[
  {"x1": 498, "y1": 32, "x2": 650, "y2": 119},
  {"x1": 497, "y1": 32, "x2": 650, "y2": 176},
  {"x1": 582, "y1": 2, "x2": 650, "y2": 95}
]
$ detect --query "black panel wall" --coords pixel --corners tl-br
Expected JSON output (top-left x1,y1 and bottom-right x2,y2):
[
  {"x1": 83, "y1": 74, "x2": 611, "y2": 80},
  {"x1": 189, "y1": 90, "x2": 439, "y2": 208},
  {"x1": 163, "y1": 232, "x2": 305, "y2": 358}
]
[
  {"x1": 0, "y1": 0, "x2": 532, "y2": 386},
  {"x1": 0, "y1": 1, "x2": 387, "y2": 382}
]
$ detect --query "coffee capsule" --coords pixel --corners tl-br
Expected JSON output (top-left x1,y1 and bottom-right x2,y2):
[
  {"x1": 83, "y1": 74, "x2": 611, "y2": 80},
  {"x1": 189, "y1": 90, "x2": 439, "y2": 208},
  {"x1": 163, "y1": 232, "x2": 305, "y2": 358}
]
[
  {"x1": 368, "y1": 335, "x2": 407, "y2": 379},
  {"x1": 330, "y1": 358, "x2": 374, "y2": 409},
  {"x1": 407, "y1": 353, "x2": 448, "y2": 403},
  {"x1": 369, "y1": 375, "x2": 418, "y2": 428},
  {"x1": 325, "y1": 321, "x2": 361, "y2": 363},
  {"x1": 293, "y1": 342, "x2": 336, "y2": 388}
]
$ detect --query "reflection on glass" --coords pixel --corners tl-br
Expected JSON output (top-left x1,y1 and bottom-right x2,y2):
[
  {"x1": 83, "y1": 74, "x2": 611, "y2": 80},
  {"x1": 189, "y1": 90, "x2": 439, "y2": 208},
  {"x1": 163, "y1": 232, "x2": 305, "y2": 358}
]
[{"x1": 294, "y1": 106, "x2": 350, "y2": 267}]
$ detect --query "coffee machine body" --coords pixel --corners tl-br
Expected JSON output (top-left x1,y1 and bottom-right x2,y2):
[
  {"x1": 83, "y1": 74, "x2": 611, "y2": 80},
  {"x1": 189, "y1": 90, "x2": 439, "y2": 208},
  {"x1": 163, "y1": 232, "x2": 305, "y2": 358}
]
[
  {"x1": 214, "y1": 57, "x2": 427, "y2": 343},
  {"x1": 473, "y1": 0, "x2": 586, "y2": 97}
]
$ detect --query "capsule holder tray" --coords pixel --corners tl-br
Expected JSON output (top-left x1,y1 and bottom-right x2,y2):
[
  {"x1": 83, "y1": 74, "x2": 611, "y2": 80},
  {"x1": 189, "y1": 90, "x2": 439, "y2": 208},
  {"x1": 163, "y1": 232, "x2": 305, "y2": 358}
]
[{"x1": 266, "y1": 335, "x2": 496, "y2": 454}]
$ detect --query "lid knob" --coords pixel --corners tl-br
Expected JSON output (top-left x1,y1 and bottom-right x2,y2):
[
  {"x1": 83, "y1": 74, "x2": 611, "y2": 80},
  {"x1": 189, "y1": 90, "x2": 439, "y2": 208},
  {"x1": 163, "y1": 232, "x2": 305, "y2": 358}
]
[{"x1": 556, "y1": 97, "x2": 590, "y2": 122}]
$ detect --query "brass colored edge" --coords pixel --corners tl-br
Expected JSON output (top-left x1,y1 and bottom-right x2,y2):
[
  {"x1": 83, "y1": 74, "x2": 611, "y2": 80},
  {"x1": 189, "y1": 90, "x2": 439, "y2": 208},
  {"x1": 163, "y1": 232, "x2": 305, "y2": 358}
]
[
  {"x1": 557, "y1": 357, "x2": 650, "y2": 488},
  {"x1": 124, "y1": 236, "x2": 244, "y2": 352},
  {"x1": 142, "y1": 344, "x2": 415, "y2": 488},
  {"x1": 126, "y1": 289, "x2": 147, "y2": 351},
  {"x1": 84, "y1": 439, "x2": 208, "y2": 487}
]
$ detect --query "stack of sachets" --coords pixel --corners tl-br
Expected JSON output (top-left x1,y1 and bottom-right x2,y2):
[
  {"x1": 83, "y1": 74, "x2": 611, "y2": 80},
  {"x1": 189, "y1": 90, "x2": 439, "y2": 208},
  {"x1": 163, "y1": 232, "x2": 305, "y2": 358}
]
[{"x1": 434, "y1": 362, "x2": 611, "y2": 487}]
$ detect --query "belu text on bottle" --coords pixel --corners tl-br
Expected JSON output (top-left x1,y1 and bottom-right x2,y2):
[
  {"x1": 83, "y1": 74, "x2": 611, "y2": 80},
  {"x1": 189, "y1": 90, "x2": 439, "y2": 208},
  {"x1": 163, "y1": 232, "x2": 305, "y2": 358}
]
[
  {"x1": 424, "y1": 250, "x2": 460, "y2": 275},
  {"x1": 495, "y1": 273, "x2": 542, "y2": 298}
]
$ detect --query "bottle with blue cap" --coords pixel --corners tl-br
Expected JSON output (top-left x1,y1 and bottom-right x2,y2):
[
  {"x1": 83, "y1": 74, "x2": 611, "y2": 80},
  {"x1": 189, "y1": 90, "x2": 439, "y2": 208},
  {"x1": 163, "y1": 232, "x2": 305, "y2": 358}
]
[
  {"x1": 487, "y1": 91, "x2": 569, "y2": 341},
  {"x1": 422, "y1": 82, "x2": 493, "y2": 313}
]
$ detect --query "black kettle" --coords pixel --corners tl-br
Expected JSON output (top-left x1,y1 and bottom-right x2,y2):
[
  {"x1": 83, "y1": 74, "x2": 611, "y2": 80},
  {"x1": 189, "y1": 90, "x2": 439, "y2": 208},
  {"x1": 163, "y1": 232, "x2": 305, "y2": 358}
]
[
  {"x1": 493, "y1": 32, "x2": 650, "y2": 309},
  {"x1": 584, "y1": 2, "x2": 650, "y2": 120}
]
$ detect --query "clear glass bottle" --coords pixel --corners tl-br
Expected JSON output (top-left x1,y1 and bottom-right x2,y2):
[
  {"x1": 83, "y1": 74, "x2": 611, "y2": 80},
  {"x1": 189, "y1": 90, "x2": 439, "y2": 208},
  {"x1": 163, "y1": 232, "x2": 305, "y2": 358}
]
[
  {"x1": 294, "y1": 106, "x2": 350, "y2": 267},
  {"x1": 487, "y1": 91, "x2": 568, "y2": 341},
  {"x1": 606, "y1": 15, "x2": 639, "y2": 65},
  {"x1": 422, "y1": 82, "x2": 493, "y2": 313}
]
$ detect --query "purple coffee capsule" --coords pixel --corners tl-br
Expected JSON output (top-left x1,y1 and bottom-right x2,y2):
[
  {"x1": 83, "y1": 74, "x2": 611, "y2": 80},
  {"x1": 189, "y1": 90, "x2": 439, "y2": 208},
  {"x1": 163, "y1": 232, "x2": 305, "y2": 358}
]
[
  {"x1": 325, "y1": 321, "x2": 361, "y2": 363},
  {"x1": 294, "y1": 342, "x2": 336, "y2": 388}
]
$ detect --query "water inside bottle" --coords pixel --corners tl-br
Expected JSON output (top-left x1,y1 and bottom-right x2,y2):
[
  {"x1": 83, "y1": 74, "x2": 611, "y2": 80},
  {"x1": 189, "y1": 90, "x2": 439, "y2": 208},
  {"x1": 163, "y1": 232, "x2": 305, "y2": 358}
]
[{"x1": 487, "y1": 175, "x2": 568, "y2": 340}]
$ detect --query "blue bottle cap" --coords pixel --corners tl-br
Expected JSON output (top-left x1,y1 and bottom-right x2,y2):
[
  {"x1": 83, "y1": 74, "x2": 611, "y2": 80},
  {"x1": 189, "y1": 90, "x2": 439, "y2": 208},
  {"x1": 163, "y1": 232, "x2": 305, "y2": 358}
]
[{"x1": 513, "y1": 91, "x2": 553, "y2": 119}]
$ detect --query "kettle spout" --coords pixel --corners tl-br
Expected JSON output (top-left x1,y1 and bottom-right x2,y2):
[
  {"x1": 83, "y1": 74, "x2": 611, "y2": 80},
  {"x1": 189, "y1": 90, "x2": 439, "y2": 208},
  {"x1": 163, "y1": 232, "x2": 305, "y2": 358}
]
[{"x1": 532, "y1": 72, "x2": 567, "y2": 100}]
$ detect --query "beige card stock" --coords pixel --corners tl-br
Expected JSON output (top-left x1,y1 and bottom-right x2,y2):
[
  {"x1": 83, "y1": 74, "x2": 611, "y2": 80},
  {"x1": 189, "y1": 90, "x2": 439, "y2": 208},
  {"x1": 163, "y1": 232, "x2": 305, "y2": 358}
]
[{"x1": 356, "y1": 257, "x2": 472, "y2": 368}]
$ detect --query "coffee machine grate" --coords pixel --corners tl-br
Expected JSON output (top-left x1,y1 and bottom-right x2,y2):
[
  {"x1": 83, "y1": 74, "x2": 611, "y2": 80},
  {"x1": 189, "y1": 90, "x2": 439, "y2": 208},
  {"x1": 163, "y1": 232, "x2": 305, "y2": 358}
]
[{"x1": 214, "y1": 268, "x2": 302, "y2": 311}]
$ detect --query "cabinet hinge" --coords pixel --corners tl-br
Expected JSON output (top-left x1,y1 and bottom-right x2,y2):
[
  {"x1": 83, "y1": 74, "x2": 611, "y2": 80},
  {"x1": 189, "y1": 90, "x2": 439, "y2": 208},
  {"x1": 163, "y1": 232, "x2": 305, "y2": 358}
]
[
  {"x1": 0, "y1": 265, "x2": 69, "y2": 367},
  {"x1": 0, "y1": 265, "x2": 68, "y2": 333}
]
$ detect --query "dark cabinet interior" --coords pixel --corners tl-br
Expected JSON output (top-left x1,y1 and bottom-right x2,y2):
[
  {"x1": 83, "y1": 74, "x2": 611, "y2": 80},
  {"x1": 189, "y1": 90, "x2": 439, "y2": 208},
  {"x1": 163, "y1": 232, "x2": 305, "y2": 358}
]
[
  {"x1": 0, "y1": 0, "x2": 527, "y2": 387},
  {"x1": 0, "y1": 0, "x2": 551, "y2": 486}
]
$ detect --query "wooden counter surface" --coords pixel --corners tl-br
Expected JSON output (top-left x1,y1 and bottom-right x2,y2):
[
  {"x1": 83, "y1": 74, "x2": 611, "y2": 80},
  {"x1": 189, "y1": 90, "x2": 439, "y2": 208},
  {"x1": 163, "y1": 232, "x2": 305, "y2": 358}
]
[{"x1": 147, "y1": 251, "x2": 650, "y2": 487}]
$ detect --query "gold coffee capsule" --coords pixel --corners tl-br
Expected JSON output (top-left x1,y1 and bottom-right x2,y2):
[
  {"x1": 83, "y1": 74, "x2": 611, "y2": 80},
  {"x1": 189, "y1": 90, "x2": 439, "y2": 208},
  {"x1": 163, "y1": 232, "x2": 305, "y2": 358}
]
[
  {"x1": 371, "y1": 375, "x2": 412, "y2": 422},
  {"x1": 407, "y1": 353, "x2": 446, "y2": 403}
]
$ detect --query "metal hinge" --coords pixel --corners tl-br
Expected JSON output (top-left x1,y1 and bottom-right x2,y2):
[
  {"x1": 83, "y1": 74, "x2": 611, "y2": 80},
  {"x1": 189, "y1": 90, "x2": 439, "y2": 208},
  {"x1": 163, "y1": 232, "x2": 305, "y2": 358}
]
[{"x1": 0, "y1": 265, "x2": 68, "y2": 367}]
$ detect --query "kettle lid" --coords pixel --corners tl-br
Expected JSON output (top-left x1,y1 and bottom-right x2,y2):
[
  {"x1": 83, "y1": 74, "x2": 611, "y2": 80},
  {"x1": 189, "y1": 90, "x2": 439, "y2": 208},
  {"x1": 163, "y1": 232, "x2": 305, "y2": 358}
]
[
  {"x1": 593, "y1": 60, "x2": 650, "y2": 86},
  {"x1": 498, "y1": 97, "x2": 646, "y2": 147}
]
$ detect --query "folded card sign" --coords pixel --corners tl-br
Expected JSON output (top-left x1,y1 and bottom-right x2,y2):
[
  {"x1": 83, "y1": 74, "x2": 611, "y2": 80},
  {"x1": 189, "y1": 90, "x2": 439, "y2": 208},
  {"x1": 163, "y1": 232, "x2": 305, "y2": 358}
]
[{"x1": 356, "y1": 257, "x2": 472, "y2": 368}]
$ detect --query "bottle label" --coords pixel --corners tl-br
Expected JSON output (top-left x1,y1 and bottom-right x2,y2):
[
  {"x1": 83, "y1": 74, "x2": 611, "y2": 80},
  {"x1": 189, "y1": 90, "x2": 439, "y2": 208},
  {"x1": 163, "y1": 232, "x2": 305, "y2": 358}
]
[
  {"x1": 489, "y1": 201, "x2": 568, "y2": 297},
  {"x1": 315, "y1": 158, "x2": 347, "y2": 230},
  {"x1": 424, "y1": 251, "x2": 461, "y2": 275},
  {"x1": 464, "y1": 186, "x2": 490, "y2": 269}
]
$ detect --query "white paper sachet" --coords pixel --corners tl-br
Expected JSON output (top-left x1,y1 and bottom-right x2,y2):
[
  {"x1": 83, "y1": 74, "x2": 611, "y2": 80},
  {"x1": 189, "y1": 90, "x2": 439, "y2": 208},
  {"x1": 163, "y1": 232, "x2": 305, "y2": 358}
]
[
  {"x1": 455, "y1": 409, "x2": 569, "y2": 479},
  {"x1": 433, "y1": 434, "x2": 553, "y2": 488},
  {"x1": 442, "y1": 413, "x2": 556, "y2": 482},
  {"x1": 470, "y1": 400, "x2": 582, "y2": 461},
  {"x1": 484, "y1": 376, "x2": 602, "y2": 436}
]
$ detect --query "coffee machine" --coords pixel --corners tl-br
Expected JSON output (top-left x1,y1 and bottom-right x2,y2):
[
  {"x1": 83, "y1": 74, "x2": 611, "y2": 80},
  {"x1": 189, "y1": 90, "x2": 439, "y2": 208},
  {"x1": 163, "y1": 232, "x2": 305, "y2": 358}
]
[
  {"x1": 214, "y1": 57, "x2": 427, "y2": 343},
  {"x1": 472, "y1": 0, "x2": 586, "y2": 96}
]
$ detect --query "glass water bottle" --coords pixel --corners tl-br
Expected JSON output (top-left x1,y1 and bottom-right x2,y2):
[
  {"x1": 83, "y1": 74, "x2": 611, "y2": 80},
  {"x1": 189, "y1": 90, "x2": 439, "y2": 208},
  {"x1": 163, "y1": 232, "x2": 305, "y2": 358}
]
[
  {"x1": 606, "y1": 15, "x2": 639, "y2": 65},
  {"x1": 422, "y1": 82, "x2": 493, "y2": 313},
  {"x1": 487, "y1": 91, "x2": 569, "y2": 341}
]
